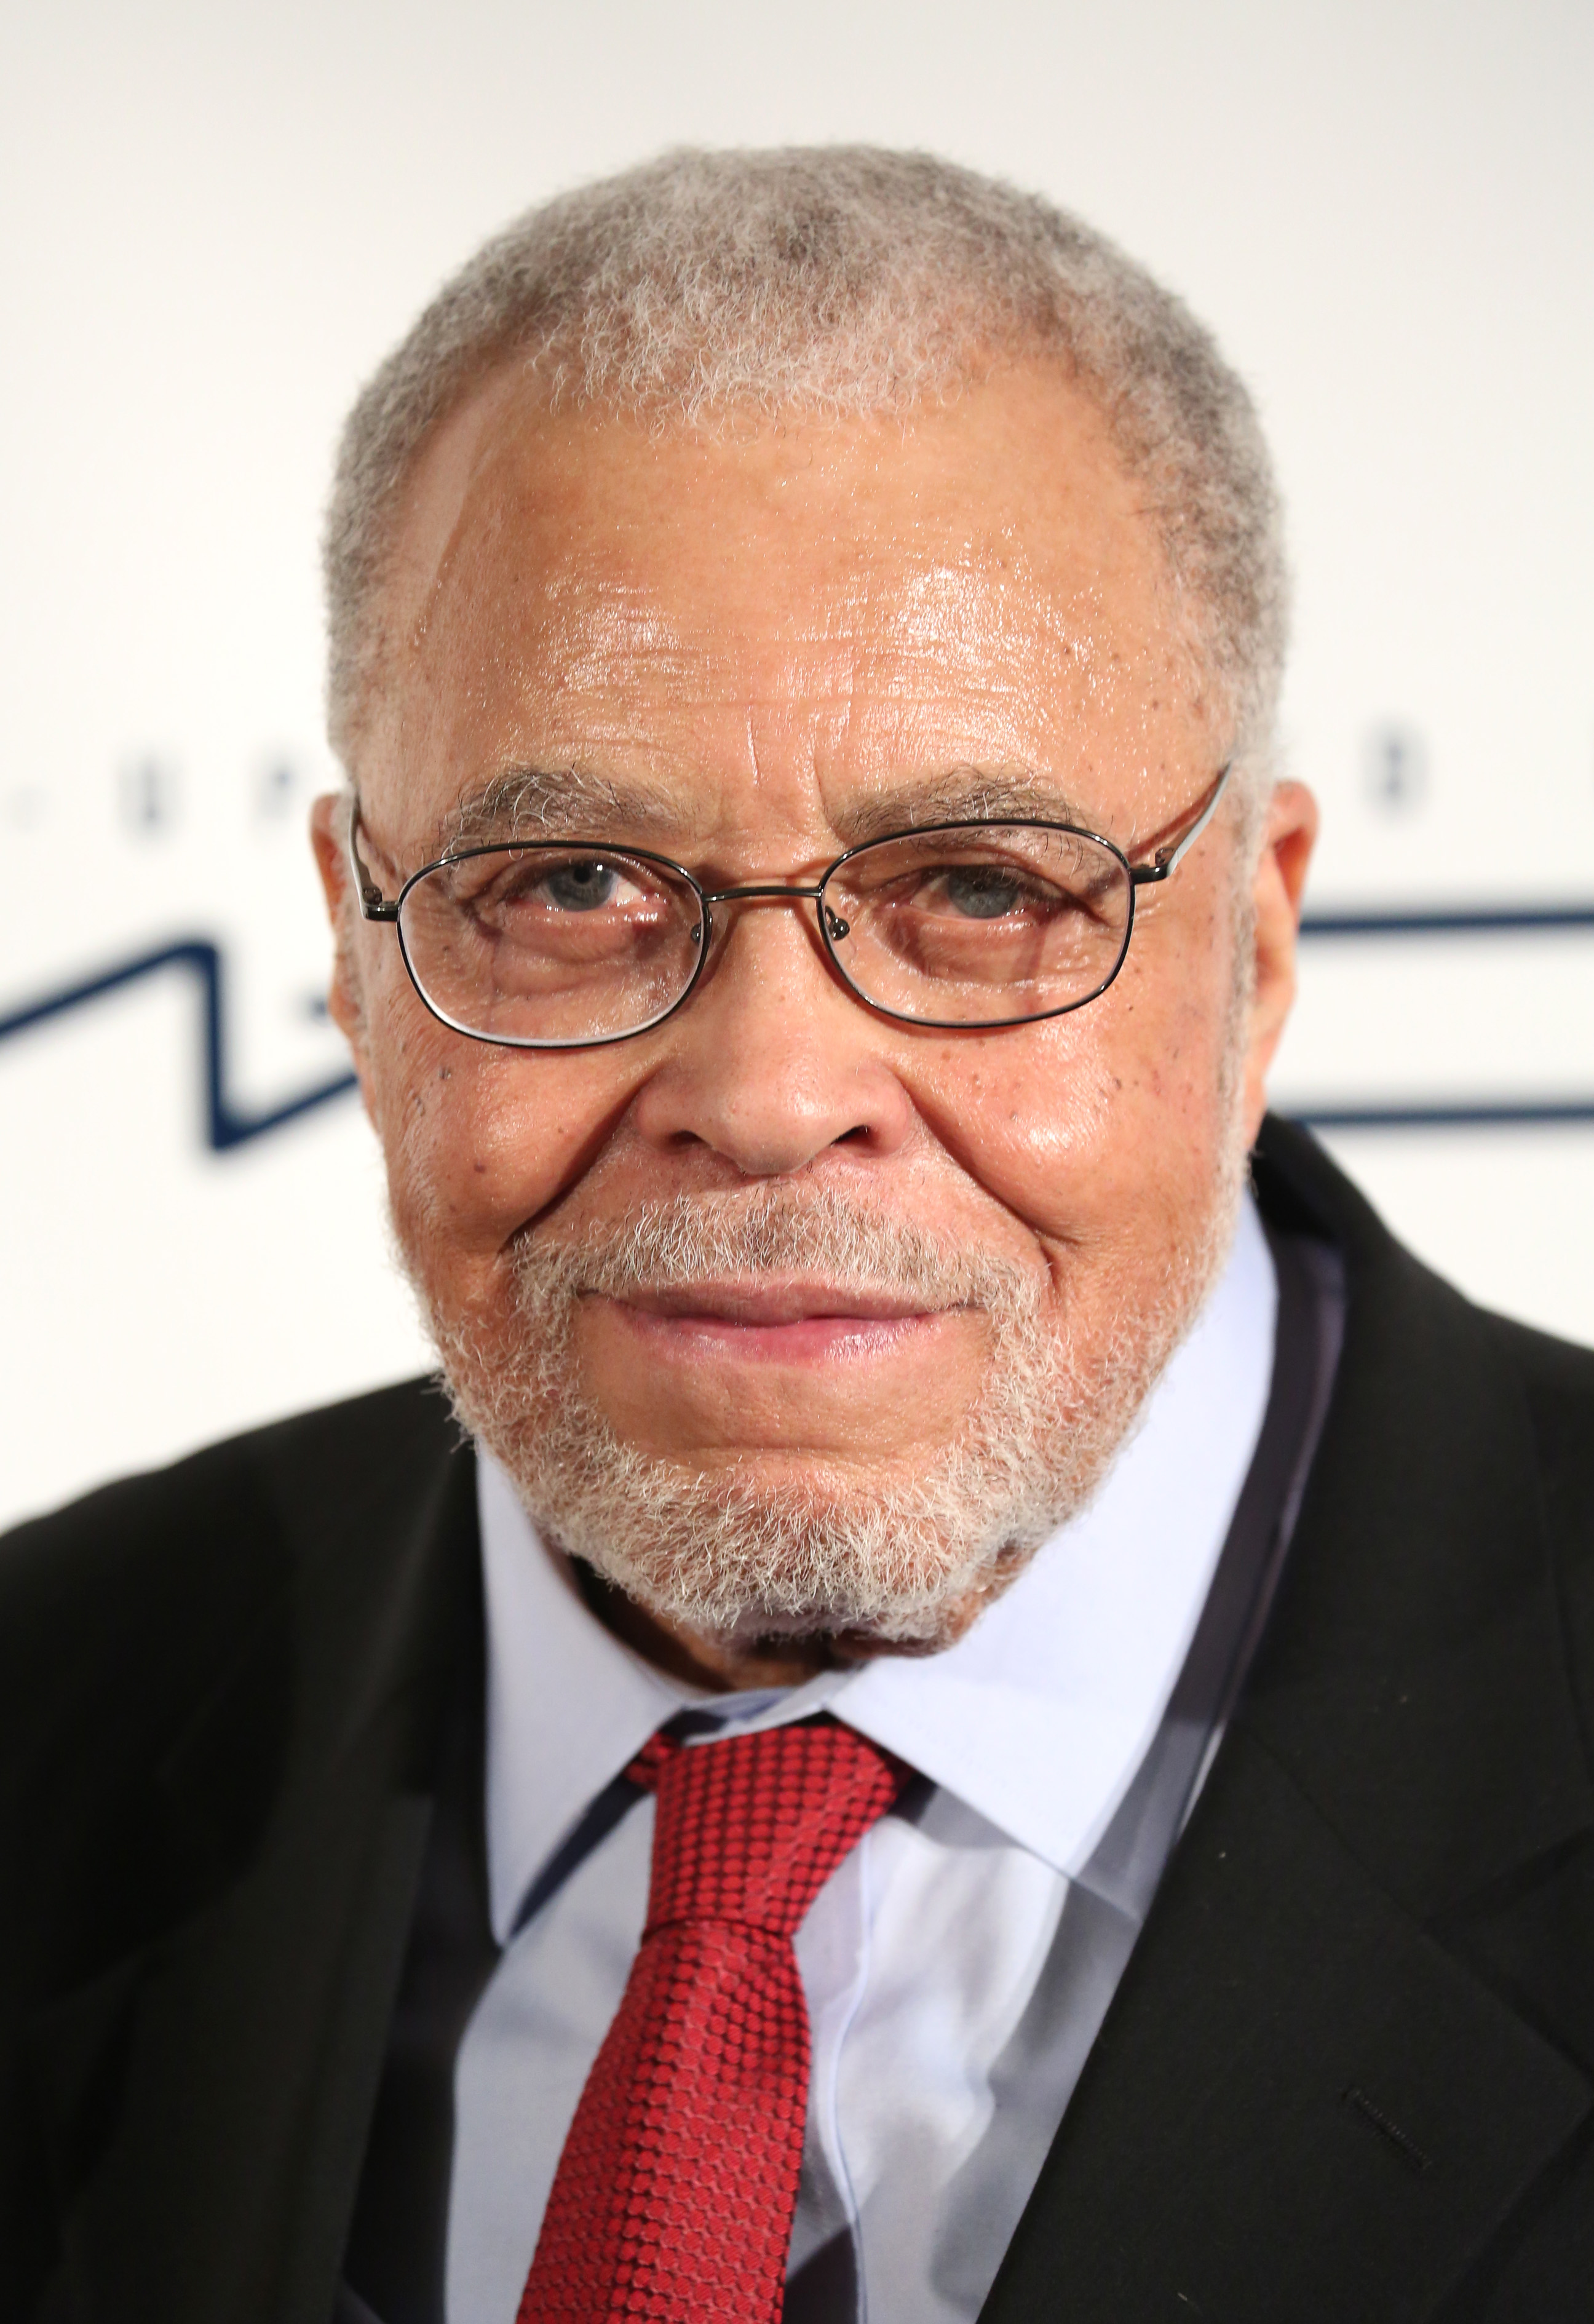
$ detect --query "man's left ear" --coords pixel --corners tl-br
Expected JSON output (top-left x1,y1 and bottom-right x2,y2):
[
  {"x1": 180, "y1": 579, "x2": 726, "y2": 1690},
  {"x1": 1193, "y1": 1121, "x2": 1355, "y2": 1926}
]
[{"x1": 1240, "y1": 780, "x2": 1319, "y2": 1145}]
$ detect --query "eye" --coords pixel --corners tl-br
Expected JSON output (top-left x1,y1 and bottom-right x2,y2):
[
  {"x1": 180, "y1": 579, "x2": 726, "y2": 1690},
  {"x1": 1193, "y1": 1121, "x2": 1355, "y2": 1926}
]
[
  {"x1": 908, "y1": 860, "x2": 1071, "y2": 923},
  {"x1": 437, "y1": 848, "x2": 678, "y2": 931},
  {"x1": 933, "y1": 865, "x2": 1032, "y2": 919},
  {"x1": 536, "y1": 859, "x2": 624, "y2": 911}
]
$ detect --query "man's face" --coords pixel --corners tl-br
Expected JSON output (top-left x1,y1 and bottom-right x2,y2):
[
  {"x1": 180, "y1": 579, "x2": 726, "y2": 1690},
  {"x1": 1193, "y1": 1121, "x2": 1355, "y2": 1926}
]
[{"x1": 314, "y1": 359, "x2": 1314, "y2": 1665}]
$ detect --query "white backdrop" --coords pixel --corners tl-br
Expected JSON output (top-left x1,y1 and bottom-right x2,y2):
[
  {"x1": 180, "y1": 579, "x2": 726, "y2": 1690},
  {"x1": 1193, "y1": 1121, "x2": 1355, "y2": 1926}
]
[{"x1": 3, "y1": 0, "x2": 1592, "y2": 1530}]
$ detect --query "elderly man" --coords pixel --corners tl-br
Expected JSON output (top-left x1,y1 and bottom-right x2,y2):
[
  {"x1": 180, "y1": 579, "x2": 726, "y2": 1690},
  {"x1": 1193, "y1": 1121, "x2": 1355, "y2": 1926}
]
[{"x1": 4, "y1": 148, "x2": 1594, "y2": 2324}]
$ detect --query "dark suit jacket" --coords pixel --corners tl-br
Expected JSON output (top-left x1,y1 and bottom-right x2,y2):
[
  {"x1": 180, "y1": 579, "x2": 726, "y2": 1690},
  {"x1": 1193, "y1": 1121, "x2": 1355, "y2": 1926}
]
[{"x1": 4, "y1": 1117, "x2": 1594, "y2": 2323}]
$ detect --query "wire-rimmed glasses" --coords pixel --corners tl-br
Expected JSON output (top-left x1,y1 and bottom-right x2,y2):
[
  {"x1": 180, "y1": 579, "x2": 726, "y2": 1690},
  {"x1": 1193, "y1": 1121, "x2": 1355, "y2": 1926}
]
[{"x1": 349, "y1": 766, "x2": 1231, "y2": 1050}]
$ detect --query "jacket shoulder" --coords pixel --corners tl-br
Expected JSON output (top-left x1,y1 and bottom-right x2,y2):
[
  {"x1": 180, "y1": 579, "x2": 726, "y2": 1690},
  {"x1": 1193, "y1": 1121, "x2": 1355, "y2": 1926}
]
[
  {"x1": 1491, "y1": 1311, "x2": 1594, "y2": 1742},
  {"x1": 0, "y1": 1375, "x2": 457, "y2": 1614},
  {"x1": 0, "y1": 1379, "x2": 469, "y2": 1994},
  {"x1": 1493, "y1": 1303, "x2": 1594, "y2": 1446},
  {"x1": 0, "y1": 1377, "x2": 462, "y2": 1782},
  {"x1": 1256, "y1": 1113, "x2": 1594, "y2": 1759}
]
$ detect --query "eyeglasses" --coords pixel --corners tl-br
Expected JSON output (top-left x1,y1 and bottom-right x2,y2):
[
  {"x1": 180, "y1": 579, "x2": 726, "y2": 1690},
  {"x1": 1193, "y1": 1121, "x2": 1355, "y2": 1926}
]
[{"x1": 349, "y1": 765, "x2": 1231, "y2": 1050}]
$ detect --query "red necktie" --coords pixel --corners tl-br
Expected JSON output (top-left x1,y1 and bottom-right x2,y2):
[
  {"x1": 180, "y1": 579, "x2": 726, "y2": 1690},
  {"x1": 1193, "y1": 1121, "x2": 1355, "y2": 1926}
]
[{"x1": 517, "y1": 1717, "x2": 907, "y2": 2322}]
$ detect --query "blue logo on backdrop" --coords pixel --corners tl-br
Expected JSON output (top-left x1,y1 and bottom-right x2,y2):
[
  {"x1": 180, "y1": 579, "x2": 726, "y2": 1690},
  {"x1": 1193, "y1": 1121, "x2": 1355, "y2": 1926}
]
[
  {"x1": 1287, "y1": 900, "x2": 1594, "y2": 1130},
  {"x1": 0, "y1": 940, "x2": 356, "y2": 1152}
]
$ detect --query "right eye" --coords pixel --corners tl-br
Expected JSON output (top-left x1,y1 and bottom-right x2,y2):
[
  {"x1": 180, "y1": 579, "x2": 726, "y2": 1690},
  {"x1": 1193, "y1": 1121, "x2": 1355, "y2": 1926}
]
[{"x1": 447, "y1": 854, "x2": 654, "y2": 917}]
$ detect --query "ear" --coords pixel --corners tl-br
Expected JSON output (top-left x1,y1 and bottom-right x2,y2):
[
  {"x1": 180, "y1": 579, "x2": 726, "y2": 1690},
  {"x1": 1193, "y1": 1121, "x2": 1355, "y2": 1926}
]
[
  {"x1": 1239, "y1": 780, "x2": 1318, "y2": 1146},
  {"x1": 309, "y1": 793, "x2": 376, "y2": 1112}
]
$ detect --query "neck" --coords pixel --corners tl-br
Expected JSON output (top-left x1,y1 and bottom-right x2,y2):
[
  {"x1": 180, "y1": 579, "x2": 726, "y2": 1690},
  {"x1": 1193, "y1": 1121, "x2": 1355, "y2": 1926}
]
[
  {"x1": 571, "y1": 1558, "x2": 986, "y2": 1691},
  {"x1": 573, "y1": 1560, "x2": 845, "y2": 1689}
]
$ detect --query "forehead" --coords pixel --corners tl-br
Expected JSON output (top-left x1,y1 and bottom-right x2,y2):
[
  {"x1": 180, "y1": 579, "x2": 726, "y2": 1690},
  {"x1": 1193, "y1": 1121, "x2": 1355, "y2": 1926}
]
[{"x1": 367, "y1": 357, "x2": 1202, "y2": 846}]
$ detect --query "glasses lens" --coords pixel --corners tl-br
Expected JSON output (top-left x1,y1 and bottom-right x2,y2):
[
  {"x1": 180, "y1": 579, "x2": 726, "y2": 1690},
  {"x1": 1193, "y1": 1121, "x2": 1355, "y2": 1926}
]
[
  {"x1": 824, "y1": 824, "x2": 1132, "y2": 1025},
  {"x1": 398, "y1": 847, "x2": 702, "y2": 1045}
]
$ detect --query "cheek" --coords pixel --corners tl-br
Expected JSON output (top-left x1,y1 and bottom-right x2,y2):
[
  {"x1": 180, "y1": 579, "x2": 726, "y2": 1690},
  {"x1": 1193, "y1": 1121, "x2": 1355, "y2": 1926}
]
[
  {"x1": 366, "y1": 996, "x2": 635, "y2": 1267},
  {"x1": 907, "y1": 940, "x2": 1235, "y2": 1250}
]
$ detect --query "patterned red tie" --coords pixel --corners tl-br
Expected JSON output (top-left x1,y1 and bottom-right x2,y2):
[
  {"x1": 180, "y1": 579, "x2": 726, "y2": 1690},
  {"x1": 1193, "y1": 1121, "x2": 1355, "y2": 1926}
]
[{"x1": 517, "y1": 1717, "x2": 907, "y2": 2322}]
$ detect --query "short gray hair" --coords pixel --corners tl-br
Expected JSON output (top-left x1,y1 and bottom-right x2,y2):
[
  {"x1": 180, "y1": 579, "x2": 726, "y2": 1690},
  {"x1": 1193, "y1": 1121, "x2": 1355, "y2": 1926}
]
[{"x1": 325, "y1": 146, "x2": 1287, "y2": 801}]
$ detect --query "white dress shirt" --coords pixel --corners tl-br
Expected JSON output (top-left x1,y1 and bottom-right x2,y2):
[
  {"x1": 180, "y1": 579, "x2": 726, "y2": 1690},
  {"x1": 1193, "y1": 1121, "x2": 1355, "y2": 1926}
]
[{"x1": 445, "y1": 1196, "x2": 1279, "y2": 2324}]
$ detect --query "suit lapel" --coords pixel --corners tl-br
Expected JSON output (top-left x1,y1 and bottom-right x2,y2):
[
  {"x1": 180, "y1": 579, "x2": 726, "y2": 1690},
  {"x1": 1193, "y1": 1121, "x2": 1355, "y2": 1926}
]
[
  {"x1": 982, "y1": 1729, "x2": 1588, "y2": 2322},
  {"x1": 27, "y1": 1416, "x2": 478, "y2": 2324},
  {"x1": 981, "y1": 1121, "x2": 1594, "y2": 2322}
]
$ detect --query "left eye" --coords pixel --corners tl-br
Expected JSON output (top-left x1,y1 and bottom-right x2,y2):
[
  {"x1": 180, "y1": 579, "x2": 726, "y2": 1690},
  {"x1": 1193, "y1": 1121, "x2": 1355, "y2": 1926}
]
[
  {"x1": 930, "y1": 865, "x2": 1031, "y2": 919},
  {"x1": 537, "y1": 860, "x2": 624, "y2": 911}
]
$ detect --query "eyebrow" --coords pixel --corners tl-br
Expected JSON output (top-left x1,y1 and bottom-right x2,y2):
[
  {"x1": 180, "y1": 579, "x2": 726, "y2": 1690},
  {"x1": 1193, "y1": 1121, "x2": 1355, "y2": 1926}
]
[
  {"x1": 441, "y1": 766, "x2": 689, "y2": 851},
  {"x1": 830, "y1": 770, "x2": 1099, "y2": 846}
]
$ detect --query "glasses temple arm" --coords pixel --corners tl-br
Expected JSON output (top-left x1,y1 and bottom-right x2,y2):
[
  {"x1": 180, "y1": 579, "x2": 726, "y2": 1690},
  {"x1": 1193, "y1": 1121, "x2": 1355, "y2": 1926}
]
[
  {"x1": 347, "y1": 801, "x2": 400, "y2": 922},
  {"x1": 1128, "y1": 763, "x2": 1232, "y2": 887}
]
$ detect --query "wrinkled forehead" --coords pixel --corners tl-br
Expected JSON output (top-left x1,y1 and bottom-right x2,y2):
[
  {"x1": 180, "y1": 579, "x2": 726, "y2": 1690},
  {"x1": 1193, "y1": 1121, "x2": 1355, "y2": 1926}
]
[{"x1": 362, "y1": 359, "x2": 1210, "y2": 854}]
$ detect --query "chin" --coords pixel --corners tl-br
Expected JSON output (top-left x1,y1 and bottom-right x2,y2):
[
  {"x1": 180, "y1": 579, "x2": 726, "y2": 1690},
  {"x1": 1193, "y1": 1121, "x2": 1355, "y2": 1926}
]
[{"x1": 446, "y1": 1315, "x2": 1176, "y2": 1650}]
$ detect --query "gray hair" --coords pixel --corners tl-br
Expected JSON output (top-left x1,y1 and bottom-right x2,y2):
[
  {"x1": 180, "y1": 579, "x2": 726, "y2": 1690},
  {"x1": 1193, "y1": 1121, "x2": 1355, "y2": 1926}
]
[{"x1": 325, "y1": 146, "x2": 1287, "y2": 804}]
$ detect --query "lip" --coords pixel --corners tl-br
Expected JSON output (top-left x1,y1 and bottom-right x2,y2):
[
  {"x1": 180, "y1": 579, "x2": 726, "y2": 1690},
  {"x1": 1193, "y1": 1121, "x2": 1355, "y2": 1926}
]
[
  {"x1": 585, "y1": 1282, "x2": 958, "y2": 1363},
  {"x1": 613, "y1": 1280, "x2": 940, "y2": 1326}
]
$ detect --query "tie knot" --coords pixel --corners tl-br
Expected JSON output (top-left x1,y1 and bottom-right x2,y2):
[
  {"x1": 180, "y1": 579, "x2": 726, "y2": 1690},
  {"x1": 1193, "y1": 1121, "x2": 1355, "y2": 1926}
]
[{"x1": 635, "y1": 1719, "x2": 906, "y2": 1938}]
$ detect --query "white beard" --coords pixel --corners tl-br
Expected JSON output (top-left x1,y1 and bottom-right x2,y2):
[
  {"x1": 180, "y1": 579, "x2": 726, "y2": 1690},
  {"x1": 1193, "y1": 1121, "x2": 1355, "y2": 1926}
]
[{"x1": 406, "y1": 1162, "x2": 1242, "y2": 1654}]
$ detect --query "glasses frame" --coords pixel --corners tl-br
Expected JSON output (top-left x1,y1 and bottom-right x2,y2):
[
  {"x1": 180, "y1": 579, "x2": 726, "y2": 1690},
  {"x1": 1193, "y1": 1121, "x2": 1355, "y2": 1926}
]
[{"x1": 349, "y1": 763, "x2": 1231, "y2": 1050}]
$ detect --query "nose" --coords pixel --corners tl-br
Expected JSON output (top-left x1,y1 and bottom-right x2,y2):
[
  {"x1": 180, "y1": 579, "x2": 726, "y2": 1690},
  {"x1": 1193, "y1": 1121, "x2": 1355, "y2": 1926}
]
[{"x1": 627, "y1": 897, "x2": 918, "y2": 1177}]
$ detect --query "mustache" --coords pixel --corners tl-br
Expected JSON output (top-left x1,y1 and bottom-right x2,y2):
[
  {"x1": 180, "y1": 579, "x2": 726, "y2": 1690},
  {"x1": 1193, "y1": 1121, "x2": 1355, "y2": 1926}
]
[{"x1": 509, "y1": 1183, "x2": 1041, "y2": 1315}]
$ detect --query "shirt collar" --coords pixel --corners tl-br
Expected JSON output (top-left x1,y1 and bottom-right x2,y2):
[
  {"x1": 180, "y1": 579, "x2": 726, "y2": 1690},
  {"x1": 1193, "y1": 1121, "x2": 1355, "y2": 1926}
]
[{"x1": 477, "y1": 1194, "x2": 1277, "y2": 1942}]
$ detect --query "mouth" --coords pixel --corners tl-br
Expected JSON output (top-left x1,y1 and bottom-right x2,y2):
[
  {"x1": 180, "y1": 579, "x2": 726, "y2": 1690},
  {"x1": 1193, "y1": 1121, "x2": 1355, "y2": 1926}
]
[{"x1": 588, "y1": 1280, "x2": 961, "y2": 1363}]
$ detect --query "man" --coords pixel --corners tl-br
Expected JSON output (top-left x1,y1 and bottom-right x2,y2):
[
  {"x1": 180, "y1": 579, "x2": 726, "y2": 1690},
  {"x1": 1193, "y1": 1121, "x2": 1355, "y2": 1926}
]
[{"x1": 3, "y1": 146, "x2": 1593, "y2": 2324}]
